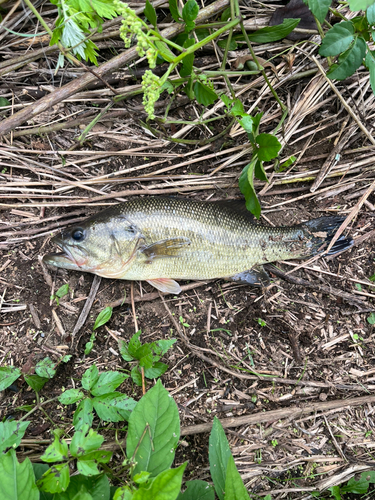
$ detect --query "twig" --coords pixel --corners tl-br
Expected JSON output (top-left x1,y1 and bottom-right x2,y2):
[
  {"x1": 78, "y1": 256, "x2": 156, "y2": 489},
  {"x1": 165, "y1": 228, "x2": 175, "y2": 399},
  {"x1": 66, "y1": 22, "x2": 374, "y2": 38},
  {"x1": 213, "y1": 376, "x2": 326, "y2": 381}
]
[{"x1": 72, "y1": 275, "x2": 102, "y2": 336}]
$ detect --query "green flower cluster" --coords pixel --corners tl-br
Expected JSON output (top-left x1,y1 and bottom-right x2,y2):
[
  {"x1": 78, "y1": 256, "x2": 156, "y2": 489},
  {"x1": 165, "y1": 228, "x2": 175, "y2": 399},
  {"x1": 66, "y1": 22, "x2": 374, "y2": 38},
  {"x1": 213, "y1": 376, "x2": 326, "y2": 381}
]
[
  {"x1": 114, "y1": 0, "x2": 157, "y2": 68},
  {"x1": 142, "y1": 70, "x2": 161, "y2": 119}
]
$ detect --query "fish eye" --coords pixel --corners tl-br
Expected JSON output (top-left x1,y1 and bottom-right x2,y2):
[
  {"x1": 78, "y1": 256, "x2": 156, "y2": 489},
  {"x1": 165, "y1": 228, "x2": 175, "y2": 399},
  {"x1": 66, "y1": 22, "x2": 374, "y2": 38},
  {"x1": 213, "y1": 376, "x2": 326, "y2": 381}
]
[{"x1": 71, "y1": 228, "x2": 85, "y2": 242}]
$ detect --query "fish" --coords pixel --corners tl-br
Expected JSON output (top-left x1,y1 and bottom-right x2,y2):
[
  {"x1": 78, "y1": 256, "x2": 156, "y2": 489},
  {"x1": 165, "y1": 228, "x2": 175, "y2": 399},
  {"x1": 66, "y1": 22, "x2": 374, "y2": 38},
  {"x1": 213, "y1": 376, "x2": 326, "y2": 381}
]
[{"x1": 43, "y1": 197, "x2": 353, "y2": 295}]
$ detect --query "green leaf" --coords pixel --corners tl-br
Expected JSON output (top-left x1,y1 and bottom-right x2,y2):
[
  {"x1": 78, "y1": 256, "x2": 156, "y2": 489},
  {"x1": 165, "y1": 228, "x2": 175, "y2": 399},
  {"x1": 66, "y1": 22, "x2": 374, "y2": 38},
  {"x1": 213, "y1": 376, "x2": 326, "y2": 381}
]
[
  {"x1": 367, "y1": 312, "x2": 375, "y2": 324},
  {"x1": 182, "y1": 0, "x2": 199, "y2": 26},
  {"x1": 132, "y1": 463, "x2": 187, "y2": 500},
  {"x1": 113, "y1": 485, "x2": 134, "y2": 500},
  {"x1": 169, "y1": 0, "x2": 181, "y2": 23},
  {"x1": 37, "y1": 462, "x2": 70, "y2": 494},
  {"x1": 224, "y1": 455, "x2": 250, "y2": 500},
  {"x1": 93, "y1": 392, "x2": 137, "y2": 422},
  {"x1": 40, "y1": 430, "x2": 69, "y2": 463},
  {"x1": 145, "y1": 0, "x2": 157, "y2": 28},
  {"x1": 155, "y1": 40, "x2": 176, "y2": 62},
  {"x1": 256, "y1": 133, "x2": 281, "y2": 161},
  {"x1": 0, "y1": 366, "x2": 21, "y2": 391},
  {"x1": 0, "y1": 421, "x2": 30, "y2": 453},
  {"x1": 93, "y1": 307, "x2": 112, "y2": 330},
  {"x1": 247, "y1": 18, "x2": 300, "y2": 43},
  {"x1": 137, "y1": 345, "x2": 154, "y2": 369},
  {"x1": 32, "y1": 463, "x2": 53, "y2": 500},
  {"x1": 61, "y1": 18, "x2": 86, "y2": 58},
  {"x1": 70, "y1": 424, "x2": 104, "y2": 457},
  {"x1": 209, "y1": 417, "x2": 232, "y2": 500},
  {"x1": 340, "y1": 470, "x2": 375, "y2": 494},
  {"x1": 328, "y1": 485, "x2": 342, "y2": 500},
  {"x1": 62, "y1": 355, "x2": 72, "y2": 363},
  {"x1": 35, "y1": 357, "x2": 56, "y2": 379},
  {"x1": 221, "y1": 7, "x2": 231, "y2": 22},
  {"x1": 134, "y1": 471, "x2": 151, "y2": 485},
  {"x1": 126, "y1": 379, "x2": 180, "y2": 477},
  {"x1": 239, "y1": 115, "x2": 254, "y2": 134},
  {"x1": 319, "y1": 21, "x2": 355, "y2": 57},
  {"x1": 24, "y1": 374, "x2": 49, "y2": 393},
  {"x1": 73, "y1": 398, "x2": 94, "y2": 431},
  {"x1": 349, "y1": 0, "x2": 375, "y2": 9},
  {"x1": 131, "y1": 366, "x2": 143, "y2": 387},
  {"x1": 77, "y1": 450, "x2": 112, "y2": 476},
  {"x1": 59, "y1": 388, "x2": 85, "y2": 405},
  {"x1": 177, "y1": 480, "x2": 215, "y2": 500},
  {"x1": 55, "y1": 283, "x2": 70, "y2": 299},
  {"x1": 0, "y1": 97, "x2": 11, "y2": 107},
  {"x1": 306, "y1": 0, "x2": 331, "y2": 23},
  {"x1": 144, "y1": 362, "x2": 168, "y2": 379},
  {"x1": 365, "y1": 50, "x2": 375, "y2": 94},
  {"x1": 90, "y1": 371, "x2": 128, "y2": 396},
  {"x1": 367, "y1": 4, "x2": 375, "y2": 24},
  {"x1": 195, "y1": 28, "x2": 210, "y2": 41},
  {"x1": 238, "y1": 159, "x2": 261, "y2": 219},
  {"x1": 327, "y1": 36, "x2": 366, "y2": 80},
  {"x1": 193, "y1": 82, "x2": 218, "y2": 106},
  {"x1": 82, "y1": 364, "x2": 99, "y2": 391},
  {"x1": 278, "y1": 155, "x2": 297, "y2": 171},
  {"x1": 217, "y1": 38, "x2": 238, "y2": 50},
  {"x1": 127, "y1": 331, "x2": 142, "y2": 358},
  {"x1": 180, "y1": 38, "x2": 195, "y2": 77},
  {"x1": 0, "y1": 449, "x2": 39, "y2": 500},
  {"x1": 254, "y1": 159, "x2": 268, "y2": 182},
  {"x1": 55, "y1": 474, "x2": 110, "y2": 500}
]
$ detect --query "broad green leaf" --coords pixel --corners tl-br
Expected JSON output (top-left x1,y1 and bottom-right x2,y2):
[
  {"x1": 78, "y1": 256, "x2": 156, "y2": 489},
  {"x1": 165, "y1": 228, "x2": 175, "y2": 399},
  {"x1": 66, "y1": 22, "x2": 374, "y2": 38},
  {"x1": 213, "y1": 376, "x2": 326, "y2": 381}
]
[
  {"x1": 217, "y1": 38, "x2": 238, "y2": 50},
  {"x1": 93, "y1": 307, "x2": 112, "y2": 331},
  {"x1": 195, "y1": 28, "x2": 210, "y2": 40},
  {"x1": 131, "y1": 366, "x2": 143, "y2": 387},
  {"x1": 239, "y1": 115, "x2": 254, "y2": 134},
  {"x1": 76, "y1": 459, "x2": 101, "y2": 477},
  {"x1": 93, "y1": 392, "x2": 137, "y2": 422},
  {"x1": 32, "y1": 463, "x2": 53, "y2": 500},
  {"x1": 209, "y1": 417, "x2": 232, "y2": 500},
  {"x1": 62, "y1": 355, "x2": 72, "y2": 363},
  {"x1": 239, "y1": 159, "x2": 261, "y2": 219},
  {"x1": 127, "y1": 331, "x2": 142, "y2": 358},
  {"x1": 82, "y1": 364, "x2": 99, "y2": 391},
  {"x1": 256, "y1": 133, "x2": 281, "y2": 162},
  {"x1": 90, "y1": 371, "x2": 128, "y2": 396},
  {"x1": 349, "y1": 0, "x2": 375, "y2": 9},
  {"x1": 70, "y1": 424, "x2": 104, "y2": 457},
  {"x1": 193, "y1": 82, "x2": 218, "y2": 106},
  {"x1": 367, "y1": 4, "x2": 375, "y2": 23},
  {"x1": 182, "y1": 0, "x2": 199, "y2": 22},
  {"x1": 224, "y1": 455, "x2": 250, "y2": 500},
  {"x1": 0, "y1": 97, "x2": 11, "y2": 107},
  {"x1": 0, "y1": 421, "x2": 30, "y2": 453},
  {"x1": 319, "y1": 22, "x2": 355, "y2": 57},
  {"x1": 59, "y1": 389, "x2": 85, "y2": 405},
  {"x1": 152, "y1": 339, "x2": 177, "y2": 356},
  {"x1": 37, "y1": 462, "x2": 70, "y2": 494},
  {"x1": 0, "y1": 366, "x2": 21, "y2": 391},
  {"x1": 155, "y1": 40, "x2": 176, "y2": 62},
  {"x1": 132, "y1": 463, "x2": 187, "y2": 500},
  {"x1": 40, "y1": 430, "x2": 68, "y2": 463},
  {"x1": 0, "y1": 449, "x2": 39, "y2": 500},
  {"x1": 306, "y1": 0, "x2": 331, "y2": 23},
  {"x1": 113, "y1": 485, "x2": 134, "y2": 500},
  {"x1": 180, "y1": 38, "x2": 195, "y2": 77},
  {"x1": 169, "y1": 0, "x2": 181, "y2": 23},
  {"x1": 133, "y1": 471, "x2": 151, "y2": 484},
  {"x1": 365, "y1": 50, "x2": 375, "y2": 94},
  {"x1": 328, "y1": 486, "x2": 342, "y2": 500},
  {"x1": 177, "y1": 480, "x2": 215, "y2": 500},
  {"x1": 55, "y1": 474, "x2": 110, "y2": 500},
  {"x1": 73, "y1": 398, "x2": 94, "y2": 430},
  {"x1": 145, "y1": 0, "x2": 157, "y2": 28},
  {"x1": 24, "y1": 374, "x2": 49, "y2": 393},
  {"x1": 221, "y1": 7, "x2": 231, "y2": 22},
  {"x1": 126, "y1": 379, "x2": 180, "y2": 477},
  {"x1": 327, "y1": 37, "x2": 366, "y2": 80},
  {"x1": 136, "y1": 345, "x2": 154, "y2": 369},
  {"x1": 367, "y1": 312, "x2": 375, "y2": 324},
  {"x1": 35, "y1": 357, "x2": 56, "y2": 379},
  {"x1": 77, "y1": 450, "x2": 112, "y2": 476},
  {"x1": 254, "y1": 159, "x2": 268, "y2": 182},
  {"x1": 247, "y1": 18, "x2": 300, "y2": 43},
  {"x1": 55, "y1": 283, "x2": 70, "y2": 299},
  {"x1": 144, "y1": 362, "x2": 168, "y2": 379},
  {"x1": 340, "y1": 471, "x2": 375, "y2": 494}
]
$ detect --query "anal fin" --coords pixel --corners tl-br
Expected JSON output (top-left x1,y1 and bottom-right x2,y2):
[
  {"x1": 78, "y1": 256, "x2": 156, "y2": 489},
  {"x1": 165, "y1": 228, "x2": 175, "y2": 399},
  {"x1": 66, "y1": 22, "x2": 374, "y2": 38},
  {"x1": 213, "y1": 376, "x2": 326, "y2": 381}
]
[
  {"x1": 146, "y1": 278, "x2": 182, "y2": 295},
  {"x1": 230, "y1": 266, "x2": 270, "y2": 287}
]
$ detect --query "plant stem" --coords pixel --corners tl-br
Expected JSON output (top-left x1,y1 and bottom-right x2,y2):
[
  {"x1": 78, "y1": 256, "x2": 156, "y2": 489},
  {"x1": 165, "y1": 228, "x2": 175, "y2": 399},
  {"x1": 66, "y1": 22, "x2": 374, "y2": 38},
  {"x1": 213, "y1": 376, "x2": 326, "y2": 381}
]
[{"x1": 19, "y1": 396, "x2": 60, "y2": 422}]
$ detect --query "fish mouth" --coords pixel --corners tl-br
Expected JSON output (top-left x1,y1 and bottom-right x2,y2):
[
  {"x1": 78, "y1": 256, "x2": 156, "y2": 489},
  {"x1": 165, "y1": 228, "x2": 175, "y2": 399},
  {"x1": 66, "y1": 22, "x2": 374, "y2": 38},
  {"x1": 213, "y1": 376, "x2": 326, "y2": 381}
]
[{"x1": 43, "y1": 236, "x2": 87, "y2": 269}]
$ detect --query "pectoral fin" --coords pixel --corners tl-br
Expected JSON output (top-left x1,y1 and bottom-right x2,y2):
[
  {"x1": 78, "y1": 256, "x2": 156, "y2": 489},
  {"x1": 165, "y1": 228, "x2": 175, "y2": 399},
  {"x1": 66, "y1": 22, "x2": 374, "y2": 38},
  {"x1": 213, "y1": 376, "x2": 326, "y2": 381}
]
[
  {"x1": 230, "y1": 266, "x2": 270, "y2": 287},
  {"x1": 147, "y1": 278, "x2": 182, "y2": 294},
  {"x1": 141, "y1": 237, "x2": 191, "y2": 261}
]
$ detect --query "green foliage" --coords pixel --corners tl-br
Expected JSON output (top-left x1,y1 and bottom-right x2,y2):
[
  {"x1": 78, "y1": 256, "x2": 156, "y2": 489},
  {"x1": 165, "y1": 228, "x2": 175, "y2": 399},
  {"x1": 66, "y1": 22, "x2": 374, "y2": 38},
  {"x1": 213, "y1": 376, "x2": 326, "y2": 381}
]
[
  {"x1": 322, "y1": 470, "x2": 375, "y2": 499},
  {"x1": 177, "y1": 480, "x2": 215, "y2": 500},
  {"x1": 0, "y1": 366, "x2": 21, "y2": 391},
  {"x1": 367, "y1": 312, "x2": 375, "y2": 324},
  {"x1": 0, "y1": 449, "x2": 39, "y2": 500},
  {"x1": 209, "y1": 417, "x2": 232, "y2": 500},
  {"x1": 85, "y1": 306, "x2": 113, "y2": 355},
  {"x1": 51, "y1": 283, "x2": 70, "y2": 306},
  {"x1": 0, "y1": 421, "x2": 30, "y2": 453},
  {"x1": 119, "y1": 331, "x2": 176, "y2": 386}
]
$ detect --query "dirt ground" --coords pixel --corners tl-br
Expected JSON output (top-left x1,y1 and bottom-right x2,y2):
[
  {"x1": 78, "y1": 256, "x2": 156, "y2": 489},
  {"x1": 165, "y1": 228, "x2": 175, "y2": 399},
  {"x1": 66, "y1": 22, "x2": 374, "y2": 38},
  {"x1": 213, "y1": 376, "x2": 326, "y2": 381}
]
[{"x1": 0, "y1": 0, "x2": 375, "y2": 497}]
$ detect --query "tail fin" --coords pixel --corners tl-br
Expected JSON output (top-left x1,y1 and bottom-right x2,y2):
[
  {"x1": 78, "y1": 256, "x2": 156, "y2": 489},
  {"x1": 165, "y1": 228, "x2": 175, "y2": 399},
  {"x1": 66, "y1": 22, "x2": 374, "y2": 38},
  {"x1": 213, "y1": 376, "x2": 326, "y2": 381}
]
[{"x1": 301, "y1": 216, "x2": 353, "y2": 256}]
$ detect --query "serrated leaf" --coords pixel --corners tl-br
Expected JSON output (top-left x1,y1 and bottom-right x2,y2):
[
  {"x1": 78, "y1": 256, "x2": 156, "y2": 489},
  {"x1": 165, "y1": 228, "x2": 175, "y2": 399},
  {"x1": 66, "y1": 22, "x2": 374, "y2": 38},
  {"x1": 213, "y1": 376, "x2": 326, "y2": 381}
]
[
  {"x1": 73, "y1": 398, "x2": 94, "y2": 431},
  {"x1": 35, "y1": 357, "x2": 56, "y2": 379},
  {"x1": 0, "y1": 366, "x2": 21, "y2": 391},
  {"x1": 180, "y1": 38, "x2": 195, "y2": 77},
  {"x1": 327, "y1": 36, "x2": 366, "y2": 80},
  {"x1": 70, "y1": 425, "x2": 104, "y2": 458},
  {"x1": 136, "y1": 345, "x2": 154, "y2": 369},
  {"x1": 37, "y1": 463, "x2": 70, "y2": 494},
  {"x1": 306, "y1": 0, "x2": 331, "y2": 23},
  {"x1": 177, "y1": 480, "x2": 215, "y2": 500},
  {"x1": 239, "y1": 159, "x2": 261, "y2": 219},
  {"x1": 144, "y1": 362, "x2": 168, "y2": 379},
  {"x1": 224, "y1": 455, "x2": 250, "y2": 500},
  {"x1": 193, "y1": 81, "x2": 218, "y2": 106},
  {"x1": 169, "y1": 0, "x2": 181, "y2": 22},
  {"x1": 54, "y1": 474, "x2": 110, "y2": 500},
  {"x1": 41, "y1": 431, "x2": 69, "y2": 463},
  {"x1": 145, "y1": 0, "x2": 157, "y2": 27},
  {"x1": 90, "y1": 371, "x2": 128, "y2": 396},
  {"x1": 82, "y1": 364, "x2": 99, "y2": 391},
  {"x1": 24, "y1": 374, "x2": 49, "y2": 393},
  {"x1": 256, "y1": 133, "x2": 281, "y2": 162},
  {"x1": 319, "y1": 21, "x2": 355, "y2": 57},
  {"x1": 93, "y1": 307, "x2": 112, "y2": 331},
  {"x1": 93, "y1": 392, "x2": 137, "y2": 422},
  {"x1": 132, "y1": 463, "x2": 187, "y2": 500},
  {"x1": 61, "y1": 19, "x2": 86, "y2": 58},
  {"x1": 247, "y1": 18, "x2": 300, "y2": 43},
  {"x1": 209, "y1": 417, "x2": 232, "y2": 500},
  {"x1": 0, "y1": 421, "x2": 30, "y2": 453},
  {"x1": 349, "y1": 0, "x2": 375, "y2": 10},
  {"x1": 59, "y1": 389, "x2": 85, "y2": 405},
  {"x1": 0, "y1": 449, "x2": 39, "y2": 500},
  {"x1": 126, "y1": 379, "x2": 180, "y2": 477}
]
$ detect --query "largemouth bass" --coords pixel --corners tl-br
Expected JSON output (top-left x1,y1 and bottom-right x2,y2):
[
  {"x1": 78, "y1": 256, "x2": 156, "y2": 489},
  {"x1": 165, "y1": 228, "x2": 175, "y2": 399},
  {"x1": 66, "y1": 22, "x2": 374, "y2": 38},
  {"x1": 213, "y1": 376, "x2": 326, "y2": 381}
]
[{"x1": 43, "y1": 197, "x2": 353, "y2": 294}]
